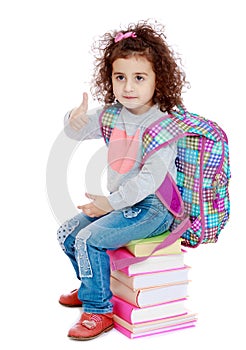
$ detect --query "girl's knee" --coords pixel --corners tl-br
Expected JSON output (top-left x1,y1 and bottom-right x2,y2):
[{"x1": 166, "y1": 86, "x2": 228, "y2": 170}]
[
  {"x1": 63, "y1": 234, "x2": 76, "y2": 254},
  {"x1": 57, "y1": 217, "x2": 80, "y2": 251}
]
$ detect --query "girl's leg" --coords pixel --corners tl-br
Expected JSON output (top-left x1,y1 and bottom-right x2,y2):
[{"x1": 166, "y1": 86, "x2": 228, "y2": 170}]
[
  {"x1": 57, "y1": 213, "x2": 99, "y2": 279},
  {"x1": 75, "y1": 195, "x2": 174, "y2": 314}
]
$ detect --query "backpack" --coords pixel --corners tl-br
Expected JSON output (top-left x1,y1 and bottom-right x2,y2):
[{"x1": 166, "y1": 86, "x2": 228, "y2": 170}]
[{"x1": 100, "y1": 104, "x2": 231, "y2": 267}]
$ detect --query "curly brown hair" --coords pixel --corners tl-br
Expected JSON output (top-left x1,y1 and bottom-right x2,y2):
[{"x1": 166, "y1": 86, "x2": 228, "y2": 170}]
[{"x1": 91, "y1": 20, "x2": 189, "y2": 113}]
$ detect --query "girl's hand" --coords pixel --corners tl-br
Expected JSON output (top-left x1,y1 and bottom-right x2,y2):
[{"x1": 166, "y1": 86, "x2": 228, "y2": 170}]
[
  {"x1": 77, "y1": 193, "x2": 114, "y2": 218},
  {"x1": 69, "y1": 92, "x2": 89, "y2": 130}
]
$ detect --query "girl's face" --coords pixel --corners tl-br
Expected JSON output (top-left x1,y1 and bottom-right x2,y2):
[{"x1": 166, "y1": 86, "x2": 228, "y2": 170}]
[{"x1": 112, "y1": 56, "x2": 156, "y2": 115}]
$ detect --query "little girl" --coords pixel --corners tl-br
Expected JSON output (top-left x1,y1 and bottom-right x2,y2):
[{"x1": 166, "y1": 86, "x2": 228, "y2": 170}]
[{"x1": 57, "y1": 20, "x2": 188, "y2": 340}]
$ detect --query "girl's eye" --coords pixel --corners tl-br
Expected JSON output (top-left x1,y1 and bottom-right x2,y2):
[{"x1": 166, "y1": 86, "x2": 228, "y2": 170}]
[
  {"x1": 136, "y1": 75, "x2": 144, "y2": 82},
  {"x1": 116, "y1": 75, "x2": 125, "y2": 81}
]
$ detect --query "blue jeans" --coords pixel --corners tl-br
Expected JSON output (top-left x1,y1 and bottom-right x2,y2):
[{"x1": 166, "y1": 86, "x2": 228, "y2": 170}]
[{"x1": 57, "y1": 194, "x2": 174, "y2": 314}]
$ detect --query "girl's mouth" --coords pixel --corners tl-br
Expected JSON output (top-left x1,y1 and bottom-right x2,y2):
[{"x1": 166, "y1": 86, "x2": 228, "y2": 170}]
[{"x1": 123, "y1": 96, "x2": 136, "y2": 99}]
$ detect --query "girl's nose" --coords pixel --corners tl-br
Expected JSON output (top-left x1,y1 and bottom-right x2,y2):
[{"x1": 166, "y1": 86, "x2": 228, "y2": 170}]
[{"x1": 124, "y1": 79, "x2": 134, "y2": 92}]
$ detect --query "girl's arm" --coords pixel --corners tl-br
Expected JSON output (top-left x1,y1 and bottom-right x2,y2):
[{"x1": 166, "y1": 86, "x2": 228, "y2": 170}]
[
  {"x1": 69, "y1": 92, "x2": 89, "y2": 130},
  {"x1": 77, "y1": 193, "x2": 114, "y2": 217},
  {"x1": 77, "y1": 143, "x2": 177, "y2": 218},
  {"x1": 64, "y1": 92, "x2": 103, "y2": 141}
]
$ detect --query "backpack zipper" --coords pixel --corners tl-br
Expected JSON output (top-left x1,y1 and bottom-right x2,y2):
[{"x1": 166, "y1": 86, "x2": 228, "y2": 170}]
[
  {"x1": 209, "y1": 121, "x2": 226, "y2": 208},
  {"x1": 197, "y1": 136, "x2": 206, "y2": 246}
]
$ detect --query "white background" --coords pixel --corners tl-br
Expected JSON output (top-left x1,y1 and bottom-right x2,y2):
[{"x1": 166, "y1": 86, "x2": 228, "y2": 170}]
[{"x1": 0, "y1": 0, "x2": 245, "y2": 349}]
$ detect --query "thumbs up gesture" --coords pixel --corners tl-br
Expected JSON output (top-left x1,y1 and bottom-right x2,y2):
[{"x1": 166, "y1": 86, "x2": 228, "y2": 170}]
[{"x1": 69, "y1": 92, "x2": 89, "y2": 131}]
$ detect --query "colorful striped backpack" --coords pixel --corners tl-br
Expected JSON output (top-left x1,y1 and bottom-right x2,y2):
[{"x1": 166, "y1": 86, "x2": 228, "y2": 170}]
[{"x1": 100, "y1": 104, "x2": 231, "y2": 267}]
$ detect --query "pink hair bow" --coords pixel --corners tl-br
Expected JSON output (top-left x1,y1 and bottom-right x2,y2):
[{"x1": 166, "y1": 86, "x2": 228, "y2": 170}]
[{"x1": 114, "y1": 31, "x2": 137, "y2": 43}]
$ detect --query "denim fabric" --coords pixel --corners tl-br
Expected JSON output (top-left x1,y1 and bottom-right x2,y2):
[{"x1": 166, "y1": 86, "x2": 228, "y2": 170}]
[{"x1": 57, "y1": 194, "x2": 174, "y2": 314}]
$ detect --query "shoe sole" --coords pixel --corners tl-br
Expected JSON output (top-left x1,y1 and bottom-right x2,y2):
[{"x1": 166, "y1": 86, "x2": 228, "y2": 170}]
[
  {"x1": 59, "y1": 301, "x2": 82, "y2": 307},
  {"x1": 68, "y1": 324, "x2": 114, "y2": 341}
]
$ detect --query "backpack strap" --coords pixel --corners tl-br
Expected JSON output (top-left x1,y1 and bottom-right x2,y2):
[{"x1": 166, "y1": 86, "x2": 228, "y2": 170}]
[
  {"x1": 155, "y1": 172, "x2": 185, "y2": 217},
  {"x1": 142, "y1": 112, "x2": 188, "y2": 218},
  {"x1": 99, "y1": 103, "x2": 123, "y2": 144},
  {"x1": 110, "y1": 216, "x2": 191, "y2": 271}
]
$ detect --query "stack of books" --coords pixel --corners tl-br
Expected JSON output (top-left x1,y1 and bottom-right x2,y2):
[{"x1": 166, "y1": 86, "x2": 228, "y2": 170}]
[{"x1": 107, "y1": 231, "x2": 197, "y2": 339}]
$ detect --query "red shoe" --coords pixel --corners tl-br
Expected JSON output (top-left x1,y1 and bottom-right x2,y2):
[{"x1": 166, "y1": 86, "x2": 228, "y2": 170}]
[
  {"x1": 59, "y1": 289, "x2": 82, "y2": 307},
  {"x1": 68, "y1": 312, "x2": 114, "y2": 340}
]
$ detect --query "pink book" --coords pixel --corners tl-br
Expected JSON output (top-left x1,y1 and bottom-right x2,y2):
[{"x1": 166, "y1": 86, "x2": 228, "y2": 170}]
[
  {"x1": 114, "y1": 321, "x2": 196, "y2": 339},
  {"x1": 107, "y1": 248, "x2": 185, "y2": 276},
  {"x1": 112, "y1": 295, "x2": 188, "y2": 324}
]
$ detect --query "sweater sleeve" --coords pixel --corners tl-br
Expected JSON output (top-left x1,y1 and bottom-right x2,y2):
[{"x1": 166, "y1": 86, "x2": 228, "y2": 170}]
[
  {"x1": 63, "y1": 107, "x2": 103, "y2": 141},
  {"x1": 107, "y1": 142, "x2": 177, "y2": 210}
]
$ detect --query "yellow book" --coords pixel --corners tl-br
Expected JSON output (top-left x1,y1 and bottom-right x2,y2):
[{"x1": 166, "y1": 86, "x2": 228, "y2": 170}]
[{"x1": 125, "y1": 231, "x2": 182, "y2": 257}]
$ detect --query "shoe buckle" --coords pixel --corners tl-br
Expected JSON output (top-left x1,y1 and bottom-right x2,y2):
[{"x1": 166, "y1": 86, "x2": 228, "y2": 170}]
[{"x1": 82, "y1": 320, "x2": 97, "y2": 329}]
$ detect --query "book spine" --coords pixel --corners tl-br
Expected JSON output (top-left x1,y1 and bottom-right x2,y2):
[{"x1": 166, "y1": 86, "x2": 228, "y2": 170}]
[
  {"x1": 112, "y1": 296, "x2": 135, "y2": 323},
  {"x1": 114, "y1": 321, "x2": 196, "y2": 339}
]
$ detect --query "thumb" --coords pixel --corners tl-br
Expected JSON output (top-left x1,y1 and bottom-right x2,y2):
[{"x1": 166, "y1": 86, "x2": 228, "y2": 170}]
[
  {"x1": 85, "y1": 192, "x2": 96, "y2": 201},
  {"x1": 79, "y1": 92, "x2": 88, "y2": 112}
]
